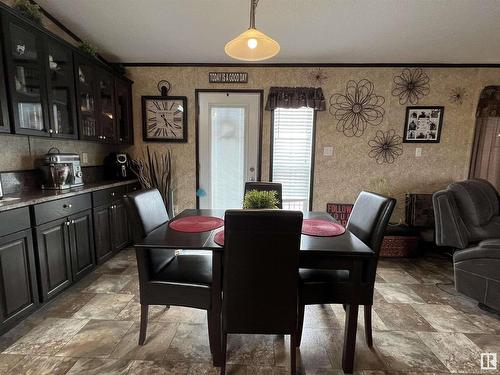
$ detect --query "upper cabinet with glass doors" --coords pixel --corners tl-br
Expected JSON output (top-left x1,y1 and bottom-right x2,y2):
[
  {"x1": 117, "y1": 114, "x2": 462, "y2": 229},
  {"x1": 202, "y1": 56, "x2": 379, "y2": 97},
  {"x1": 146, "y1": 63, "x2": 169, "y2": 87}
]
[
  {"x1": 0, "y1": 4, "x2": 134, "y2": 143},
  {"x1": 1, "y1": 12, "x2": 77, "y2": 138},
  {"x1": 0, "y1": 35, "x2": 10, "y2": 133}
]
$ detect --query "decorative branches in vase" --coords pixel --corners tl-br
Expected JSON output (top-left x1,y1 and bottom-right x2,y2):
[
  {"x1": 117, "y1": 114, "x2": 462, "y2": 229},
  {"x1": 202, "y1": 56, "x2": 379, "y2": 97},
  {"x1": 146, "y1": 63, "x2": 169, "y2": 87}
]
[{"x1": 130, "y1": 147, "x2": 174, "y2": 216}]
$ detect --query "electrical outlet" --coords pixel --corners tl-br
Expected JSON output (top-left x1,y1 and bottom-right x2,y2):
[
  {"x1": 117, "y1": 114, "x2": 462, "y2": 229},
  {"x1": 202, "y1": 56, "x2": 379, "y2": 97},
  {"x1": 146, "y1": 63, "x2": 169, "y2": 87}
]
[
  {"x1": 415, "y1": 148, "x2": 422, "y2": 157},
  {"x1": 82, "y1": 152, "x2": 89, "y2": 163},
  {"x1": 323, "y1": 146, "x2": 333, "y2": 156}
]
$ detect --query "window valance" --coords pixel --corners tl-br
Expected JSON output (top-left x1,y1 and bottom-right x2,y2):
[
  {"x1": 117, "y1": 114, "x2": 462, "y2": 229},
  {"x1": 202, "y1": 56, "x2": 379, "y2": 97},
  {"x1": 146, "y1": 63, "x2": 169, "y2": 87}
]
[{"x1": 265, "y1": 87, "x2": 326, "y2": 111}]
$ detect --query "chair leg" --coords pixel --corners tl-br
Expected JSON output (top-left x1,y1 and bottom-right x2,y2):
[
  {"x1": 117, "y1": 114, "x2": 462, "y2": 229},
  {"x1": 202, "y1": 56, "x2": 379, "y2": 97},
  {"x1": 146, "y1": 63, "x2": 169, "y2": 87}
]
[
  {"x1": 296, "y1": 304, "x2": 305, "y2": 347},
  {"x1": 364, "y1": 304, "x2": 373, "y2": 347},
  {"x1": 290, "y1": 332, "x2": 297, "y2": 375},
  {"x1": 138, "y1": 304, "x2": 148, "y2": 346},
  {"x1": 220, "y1": 333, "x2": 228, "y2": 375}
]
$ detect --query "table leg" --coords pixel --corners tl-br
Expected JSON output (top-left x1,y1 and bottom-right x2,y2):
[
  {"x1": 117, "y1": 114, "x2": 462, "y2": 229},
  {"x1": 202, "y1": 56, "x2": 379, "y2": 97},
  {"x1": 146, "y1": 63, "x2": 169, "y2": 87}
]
[
  {"x1": 342, "y1": 304, "x2": 359, "y2": 374},
  {"x1": 209, "y1": 252, "x2": 223, "y2": 366}
]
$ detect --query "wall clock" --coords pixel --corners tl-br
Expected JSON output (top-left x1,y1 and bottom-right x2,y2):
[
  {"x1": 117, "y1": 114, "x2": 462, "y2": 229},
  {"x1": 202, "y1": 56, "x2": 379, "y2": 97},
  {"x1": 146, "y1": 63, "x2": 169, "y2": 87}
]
[{"x1": 142, "y1": 96, "x2": 187, "y2": 142}]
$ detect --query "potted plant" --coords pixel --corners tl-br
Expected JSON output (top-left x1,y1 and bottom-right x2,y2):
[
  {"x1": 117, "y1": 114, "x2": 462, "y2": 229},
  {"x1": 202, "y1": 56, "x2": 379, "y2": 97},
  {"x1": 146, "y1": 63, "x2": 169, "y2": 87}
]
[
  {"x1": 13, "y1": 0, "x2": 42, "y2": 24},
  {"x1": 78, "y1": 40, "x2": 98, "y2": 57},
  {"x1": 243, "y1": 190, "x2": 279, "y2": 209}
]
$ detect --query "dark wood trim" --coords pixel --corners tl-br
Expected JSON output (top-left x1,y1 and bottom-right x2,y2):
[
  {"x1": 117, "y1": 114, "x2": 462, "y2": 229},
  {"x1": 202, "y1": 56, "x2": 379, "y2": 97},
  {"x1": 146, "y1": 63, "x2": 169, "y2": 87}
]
[
  {"x1": 269, "y1": 108, "x2": 317, "y2": 211},
  {"x1": 194, "y1": 89, "x2": 264, "y2": 209},
  {"x1": 122, "y1": 62, "x2": 500, "y2": 68}
]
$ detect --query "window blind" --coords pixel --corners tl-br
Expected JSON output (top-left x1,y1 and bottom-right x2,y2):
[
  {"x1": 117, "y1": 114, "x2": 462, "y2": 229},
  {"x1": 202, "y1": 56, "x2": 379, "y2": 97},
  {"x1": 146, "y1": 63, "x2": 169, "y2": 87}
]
[{"x1": 271, "y1": 107, "x2": 314, "y2": 211}]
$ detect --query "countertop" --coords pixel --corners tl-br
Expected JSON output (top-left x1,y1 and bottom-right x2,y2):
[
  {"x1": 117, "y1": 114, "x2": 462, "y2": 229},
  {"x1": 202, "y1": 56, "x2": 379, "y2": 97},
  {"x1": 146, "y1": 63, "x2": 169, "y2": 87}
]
[{"x1": 0, "y1": 179, "x2": 139, "y2": 212}]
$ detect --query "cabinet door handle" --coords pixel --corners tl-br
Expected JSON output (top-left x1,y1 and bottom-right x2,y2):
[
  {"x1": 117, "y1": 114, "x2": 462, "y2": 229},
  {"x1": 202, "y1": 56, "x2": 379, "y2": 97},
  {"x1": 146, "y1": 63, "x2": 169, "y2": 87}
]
[
  {"x1": 71, "y1": 220, "x2": 75, "y2": 224},
  {"x1": 48, "y1": 129, "x2": 54, "y2": 134},
  {"x1": 110, "y1": 192, "x2": 115, "y2": 197},
  {"x1": 63, "y1": 204, "x2": 72, "y2": 208},
  {"x1": 65, "y1": 221, "x2": 71, "y2": 226}
]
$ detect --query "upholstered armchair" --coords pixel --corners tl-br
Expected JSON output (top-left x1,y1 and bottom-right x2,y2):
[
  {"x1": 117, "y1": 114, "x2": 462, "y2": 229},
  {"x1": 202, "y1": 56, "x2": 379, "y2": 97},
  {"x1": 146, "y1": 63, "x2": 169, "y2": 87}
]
[{"x1": 433, "y1": 179, "x2": 500, "y2": 311}]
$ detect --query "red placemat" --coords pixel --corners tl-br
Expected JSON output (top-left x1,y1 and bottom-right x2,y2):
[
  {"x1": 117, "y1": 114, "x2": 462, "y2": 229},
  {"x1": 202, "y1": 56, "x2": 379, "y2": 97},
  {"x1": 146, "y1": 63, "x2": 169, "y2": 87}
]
[
  {"x1": 302, "y1": 219, "x2": 346, "y2": 237},
  {"x1": 214, "y1": 230, "x2": 224, "y2": 246},
  {"x1": 169, "y1": 216, "x2": 224, "y2": 233}
]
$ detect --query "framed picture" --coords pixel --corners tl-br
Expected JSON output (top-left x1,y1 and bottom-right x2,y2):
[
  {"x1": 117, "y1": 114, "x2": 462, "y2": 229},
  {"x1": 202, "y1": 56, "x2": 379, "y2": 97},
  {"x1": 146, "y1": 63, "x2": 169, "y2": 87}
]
[
  {"x1": 403, "y1": 106, "x2": 444, "y2": 143},
  {"x1": 142, "y1": 96, "x2": 187, "y2": 142}
]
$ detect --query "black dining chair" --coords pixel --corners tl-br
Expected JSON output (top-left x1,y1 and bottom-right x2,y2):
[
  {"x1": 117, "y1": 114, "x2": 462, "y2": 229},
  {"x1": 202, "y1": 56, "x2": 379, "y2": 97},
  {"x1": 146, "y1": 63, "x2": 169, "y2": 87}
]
[
  {"x1": 297, "y1": 192, "x2": 395, "y2": 364},
  {"x1": 244, "y1": 181, "x2": 283, "y2": 208},
  {"x1": 124, "y1": 188, "x2": 217, "y2": 352},
  {"x1": 221, "y1": 209, "x2": 303, "y2": 375}
]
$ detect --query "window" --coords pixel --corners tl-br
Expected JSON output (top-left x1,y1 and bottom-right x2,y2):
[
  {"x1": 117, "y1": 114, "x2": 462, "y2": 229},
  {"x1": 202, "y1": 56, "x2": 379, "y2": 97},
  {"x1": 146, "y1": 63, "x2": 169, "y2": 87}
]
[{"x1": 271, "y1": 107, "x2": 315, "y2": 211}]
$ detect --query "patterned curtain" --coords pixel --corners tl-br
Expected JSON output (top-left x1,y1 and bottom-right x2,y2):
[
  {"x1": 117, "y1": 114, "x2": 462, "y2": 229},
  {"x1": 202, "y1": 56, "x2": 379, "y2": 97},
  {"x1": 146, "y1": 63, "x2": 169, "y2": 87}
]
[{"x1": 265, "y1": 87, "x2": 326, "y2": 111}]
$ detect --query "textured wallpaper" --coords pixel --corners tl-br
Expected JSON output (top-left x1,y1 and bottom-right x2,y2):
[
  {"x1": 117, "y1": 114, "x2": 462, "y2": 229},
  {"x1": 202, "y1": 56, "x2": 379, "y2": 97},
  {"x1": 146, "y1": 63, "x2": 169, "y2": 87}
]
[{"x1": 125, "y1": 66, "x2": 500, "y2": 222}]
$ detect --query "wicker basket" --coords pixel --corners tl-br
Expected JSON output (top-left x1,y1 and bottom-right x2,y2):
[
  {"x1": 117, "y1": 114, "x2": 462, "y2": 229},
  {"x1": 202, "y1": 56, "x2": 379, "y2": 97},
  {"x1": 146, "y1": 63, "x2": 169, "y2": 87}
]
[{"x1": 380, "y1": 235, "x2": 420, "y2": 257}]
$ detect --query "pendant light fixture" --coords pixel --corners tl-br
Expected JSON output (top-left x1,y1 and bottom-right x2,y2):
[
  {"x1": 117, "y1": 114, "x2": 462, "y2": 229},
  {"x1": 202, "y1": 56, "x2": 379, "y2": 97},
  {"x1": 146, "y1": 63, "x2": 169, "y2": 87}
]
[{"x1": 225, "y1": 0, "x2": 280, "y2": 61}]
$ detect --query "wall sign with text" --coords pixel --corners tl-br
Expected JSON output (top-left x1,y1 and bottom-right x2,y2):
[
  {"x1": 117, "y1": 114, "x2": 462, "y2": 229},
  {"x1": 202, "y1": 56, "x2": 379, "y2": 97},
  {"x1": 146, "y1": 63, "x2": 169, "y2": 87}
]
[
  {"x1": 209, "y1": 72, "x2": 248, "y2": 83},
  {"x1": 326, "y1": 203, "x2": 354, "y2": 227}
]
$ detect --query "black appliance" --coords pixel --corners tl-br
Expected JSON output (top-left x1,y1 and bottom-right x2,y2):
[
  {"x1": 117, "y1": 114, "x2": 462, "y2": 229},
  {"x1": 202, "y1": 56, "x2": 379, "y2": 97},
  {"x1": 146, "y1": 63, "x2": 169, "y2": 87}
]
[{"x1": 104, "y1": 152, "x2": 131, "y2": 180}]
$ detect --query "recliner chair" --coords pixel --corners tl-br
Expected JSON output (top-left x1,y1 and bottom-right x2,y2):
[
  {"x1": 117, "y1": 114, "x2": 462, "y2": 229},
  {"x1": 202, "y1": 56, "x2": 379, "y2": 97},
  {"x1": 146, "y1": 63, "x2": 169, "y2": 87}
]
[{"x1": 433, "y1": 179, "x2": 500, "y2": 311}]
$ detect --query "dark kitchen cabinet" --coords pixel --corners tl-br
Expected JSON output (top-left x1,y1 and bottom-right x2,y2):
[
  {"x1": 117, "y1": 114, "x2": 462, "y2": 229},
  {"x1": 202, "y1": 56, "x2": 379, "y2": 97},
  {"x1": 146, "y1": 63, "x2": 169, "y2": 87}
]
[
  {"x1": 0, "y1": 35, "x2": 10, "y2": 133},
  {"x1": 93, "y1": 204, "x2": 113, "y2": 263},
  {"x1": 0, "y1": 12, "x2": 78, "y2": 138},
  {"x1": 45, "y1": 38, "x2": 77, "y2": 139},
  {"x1": 75, "y1": 54, "x2": 118, "y2": 143},
  {"x1": 92, "y1": 186, "x2": 130, "y2": 264},
  {"x1": 0, "y1": 5, "x2": 134, "y2": 143},
  {"x1": 74, "y1": 53, "x2": 98, "y2": 141},
  {"x1": 115, "y1": 77, "x2": 133, "y2": 144},
  {"x1": 0, "y1": 209, "x2": 39, "y2": 335},
  {"x1": 34, "y1": 194, "x2": 95, "y2": 301},
  {"x1": 97, "y1": 68, "x2": 116, "y2": 143},
  {"x1": 1, "y1": 13, "x2": 50, "y2": 136},
  {"x1": 111, "y1": 200, "x2": 129, "y2": 250},
  {"x1": 36, "y1": 217, "x2": 73, "y2": 301},
  {"x1": 68, "y1": 210, "x2": 95, "y2": 280}
]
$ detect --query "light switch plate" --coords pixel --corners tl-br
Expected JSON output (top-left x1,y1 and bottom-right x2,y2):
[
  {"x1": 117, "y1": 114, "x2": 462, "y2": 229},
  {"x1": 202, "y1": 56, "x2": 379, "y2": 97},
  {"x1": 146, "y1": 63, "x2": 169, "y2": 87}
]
[
  {"x1": 323, "y1": 146, "x2": 333, "y2": 156},
  {"x1": 415, "y1": 148, "x2": 422, "y2": 157},
  {"x1": 82, "y1": 152, "x2": 89, "y2": 163}
]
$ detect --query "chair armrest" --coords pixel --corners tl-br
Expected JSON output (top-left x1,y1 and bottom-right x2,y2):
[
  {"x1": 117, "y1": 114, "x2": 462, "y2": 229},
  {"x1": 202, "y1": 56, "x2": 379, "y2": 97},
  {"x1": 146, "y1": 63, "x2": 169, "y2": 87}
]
[{"x1": 432, "y1": 190, "x2": 469, "y2": 249}]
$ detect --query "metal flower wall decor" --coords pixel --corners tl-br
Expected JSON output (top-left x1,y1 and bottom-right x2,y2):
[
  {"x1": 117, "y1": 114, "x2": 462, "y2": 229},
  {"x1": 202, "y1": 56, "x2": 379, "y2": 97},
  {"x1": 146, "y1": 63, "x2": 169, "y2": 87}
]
[
  {"x1": 392, "y1": 68, "x2": 430, "y2": 105},
  {"x1": 329, "y1": 79, "x2": 385, "y2": 137},
  {"x1": 449, "y1": 87, "x2": 467, "y2": 106},
  {"x1": 308, "y1": 68, "x2": 328, "y2": 85},
  {"x1": 368, "y1": 129, "x2": 403, "y2": 164}
]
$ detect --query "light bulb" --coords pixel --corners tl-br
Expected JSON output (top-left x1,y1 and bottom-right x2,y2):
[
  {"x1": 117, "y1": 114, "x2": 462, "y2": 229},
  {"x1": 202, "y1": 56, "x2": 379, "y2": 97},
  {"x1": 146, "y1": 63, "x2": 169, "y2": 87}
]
[{"x1": 247, "y1": 38, "x2": 258, "y2": 49}]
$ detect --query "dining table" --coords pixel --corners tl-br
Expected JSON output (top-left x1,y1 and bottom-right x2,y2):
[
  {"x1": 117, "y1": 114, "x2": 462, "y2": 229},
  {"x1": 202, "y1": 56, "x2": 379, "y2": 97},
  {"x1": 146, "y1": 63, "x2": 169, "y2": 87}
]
[{"x1": 134, "y1": 208, "x2": 376, "y2": 374}]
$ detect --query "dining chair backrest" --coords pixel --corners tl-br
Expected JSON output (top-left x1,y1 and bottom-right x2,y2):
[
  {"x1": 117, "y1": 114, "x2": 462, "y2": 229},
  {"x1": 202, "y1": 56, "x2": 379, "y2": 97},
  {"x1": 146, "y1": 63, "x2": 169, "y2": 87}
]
[
  {"x1": 346, "y1": 191, "x2": 396, "y2": 254},
  {"x1": 222, "y1": 209, "x2": 303, "y2": 334},
  {"x1": 124, "y1": 188, "x2": 176, "y2": 278},
  {"x1": 244, "y1": 182, "x2": 283, "y2": 209},
  {"x1": 125, "y1": 188, "x2": 169, "y2": 241}
]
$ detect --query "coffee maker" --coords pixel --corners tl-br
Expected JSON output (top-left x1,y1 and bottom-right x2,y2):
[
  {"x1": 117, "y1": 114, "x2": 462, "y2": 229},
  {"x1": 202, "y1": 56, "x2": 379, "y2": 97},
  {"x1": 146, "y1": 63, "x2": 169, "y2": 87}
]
[
  {"x1": 39, "y1": 148, "x2": 84, "y2": 190},
  {"x1": 104, "y1": 152, "x2": 131, "y2": 180}
]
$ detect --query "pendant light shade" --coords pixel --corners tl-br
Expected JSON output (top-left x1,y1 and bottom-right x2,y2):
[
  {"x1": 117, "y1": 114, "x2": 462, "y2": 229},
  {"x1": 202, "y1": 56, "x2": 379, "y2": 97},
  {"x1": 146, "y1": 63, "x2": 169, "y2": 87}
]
[{"x1": 225, "y1": 0, "x2": 280, "y2": 61}]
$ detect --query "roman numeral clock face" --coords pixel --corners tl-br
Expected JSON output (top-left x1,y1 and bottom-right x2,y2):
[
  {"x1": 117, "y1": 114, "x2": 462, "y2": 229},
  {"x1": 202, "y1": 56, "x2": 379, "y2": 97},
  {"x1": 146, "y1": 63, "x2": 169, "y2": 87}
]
[{"x1": 144, "y1": 98, "x2": 186, "y2": 141}]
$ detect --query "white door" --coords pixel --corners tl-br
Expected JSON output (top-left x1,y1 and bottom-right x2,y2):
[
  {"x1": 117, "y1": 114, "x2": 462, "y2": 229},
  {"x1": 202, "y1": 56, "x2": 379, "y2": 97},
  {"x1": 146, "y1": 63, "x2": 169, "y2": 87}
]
[{"x1": 198, "y1": 91, "x2": 261, "y2": 209}]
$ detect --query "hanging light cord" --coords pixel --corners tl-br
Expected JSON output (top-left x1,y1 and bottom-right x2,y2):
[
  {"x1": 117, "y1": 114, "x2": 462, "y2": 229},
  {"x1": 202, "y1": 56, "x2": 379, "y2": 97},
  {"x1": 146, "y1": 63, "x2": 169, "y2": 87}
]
[{"x1": 249, "y1": 0, "x2": 259, "y2": 28}]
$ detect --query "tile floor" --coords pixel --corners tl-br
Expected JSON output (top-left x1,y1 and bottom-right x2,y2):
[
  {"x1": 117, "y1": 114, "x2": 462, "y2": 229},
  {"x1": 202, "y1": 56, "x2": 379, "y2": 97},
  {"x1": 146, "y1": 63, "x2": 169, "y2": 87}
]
[{"x1": 0, "y1": 248, "x2": 499, "y2": 374}]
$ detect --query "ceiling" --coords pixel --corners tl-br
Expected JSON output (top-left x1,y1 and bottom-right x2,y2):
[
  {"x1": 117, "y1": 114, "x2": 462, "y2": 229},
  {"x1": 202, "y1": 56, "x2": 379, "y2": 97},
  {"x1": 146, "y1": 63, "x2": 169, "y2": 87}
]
[{"x1": 36, "y1": 0, "x2": 500, "y2": 64}]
